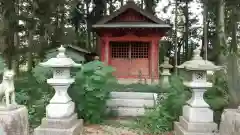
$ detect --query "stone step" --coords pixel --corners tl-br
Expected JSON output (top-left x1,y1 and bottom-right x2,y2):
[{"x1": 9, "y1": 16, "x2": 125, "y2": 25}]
[
  {"x1": 174, "y1": 122, "x2": 217, "y2": 135},
  {"x1": 108, "y1": 107, "x2": 147, "y2": 117},
  {"x1": 110, "y1": 92, "x2": 158, "y2": 100},
  {"x1": 107, "y1": 99, "x2": 155, "y2": 108}
]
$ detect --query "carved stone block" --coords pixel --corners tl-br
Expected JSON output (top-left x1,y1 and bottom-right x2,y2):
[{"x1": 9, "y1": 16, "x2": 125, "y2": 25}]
[{"x1": 0, "y1": 105, "x2": 29, "y2": 135}]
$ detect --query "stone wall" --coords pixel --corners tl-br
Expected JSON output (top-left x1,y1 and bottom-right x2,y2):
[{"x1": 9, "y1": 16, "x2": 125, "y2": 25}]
[{"x1": 106, "y1": 92, "x2": 158, "y2": 117}]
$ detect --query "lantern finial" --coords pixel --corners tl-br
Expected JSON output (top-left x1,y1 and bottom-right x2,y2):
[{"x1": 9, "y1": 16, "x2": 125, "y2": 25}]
[
  {"x1": 192, "y1": 48, "x2": 202, "y2": 60},
  {"x1": 57, "y1": 45, "x2": 66, "y2": 58}
]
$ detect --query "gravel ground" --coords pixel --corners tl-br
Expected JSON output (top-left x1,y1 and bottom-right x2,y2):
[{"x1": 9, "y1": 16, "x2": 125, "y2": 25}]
[
  {"x1": 83, "y1": 124, "x2": 172, "y2": 135},
  {"x1": 83, "y1": 125, "x2": 142, "y2": 135}
]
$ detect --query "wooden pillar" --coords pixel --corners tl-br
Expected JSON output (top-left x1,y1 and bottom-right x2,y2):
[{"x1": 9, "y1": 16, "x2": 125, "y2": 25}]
[
  {"x1": 155, "y1": 40, "x2": 159, "y2": 79},
  {"x1": 100, "y1": 38, "x2": 105, "y2": 62},
  {"x1": 100, "y1": 37, "x2": 110, "y2": 65},
  {"x1": 150, "y1": 40, "x2": 155, "y2": 79},
  {"x1": 105, "y1": 37, "x2": 110, "y2": 64},
  {"x1": 151, "y1": 39, "x2": 159, "y2": 79}
]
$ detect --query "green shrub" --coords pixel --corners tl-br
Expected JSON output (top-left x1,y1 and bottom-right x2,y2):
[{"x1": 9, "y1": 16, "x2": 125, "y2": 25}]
[
  {"x1": 69, "y1": 61, "x2": 116, "y2": 124},
  {"x1": 205, "y1": 71, "x2": 229, "y2": 124},
  {"x1": 15, "y1": 73, "x2": 53, "y2": 128},
  {"x1": 135, "y1": 75, "x2": 191, "y2": 134}
]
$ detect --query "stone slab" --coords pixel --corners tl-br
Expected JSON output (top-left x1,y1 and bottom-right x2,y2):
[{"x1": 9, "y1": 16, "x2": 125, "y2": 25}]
[
  {"x1": 183, "y1": 105, "x2": 213, "y2": 122},
  {"x1": 110, "y1": 92, "x2": 158, "y2": 100},
  {"x1": 179, "y1": 116, "x2": 217, "y2": 132},
  {"x1": 34, "y1": 116, "x2": 83, "y2": 135},
  {"x1": 106, "y1": 99, "x2": 155, "y2": 108},
  {"x1": 0, "y1": 105, "x2": 29, "y2": 135},
  {"x1": 174, "y1": 122, "x2": 217, "y2": 135},
  {"x1": 219, "y1": 109, "x2": 240, "y2": 135},
  {"x1": 108, "y1": 107, "x2": 146, "y2": 117}
]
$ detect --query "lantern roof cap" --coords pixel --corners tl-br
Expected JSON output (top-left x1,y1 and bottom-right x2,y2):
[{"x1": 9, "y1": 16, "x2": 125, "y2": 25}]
[
  {"x1": 40, "y1": 45, "x2": 82, "y2": 68},
  {"x1": 177, "y1": 48, "x2": 222, "y2": 71},
  {"x1": 160, "y1": 57, "x2": 173, "y2": 68}
]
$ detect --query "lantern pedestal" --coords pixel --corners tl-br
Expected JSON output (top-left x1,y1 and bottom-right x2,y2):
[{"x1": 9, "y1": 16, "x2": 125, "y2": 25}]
[
  {"x1": 34, "y1": 114, "x2": 83, "y2": 135},
  {"x1": 174, "y1": 116, "x2": 217, "y2": 135},
  {"x1": 159, "y1": 57, "x2": 173, "y2": 89},
  {"x1": 173, "y1": 48, "x2": 221, "y2": 135},
  {"x1": 33, "y1": 46, "x2": 83, "y2": 135}
]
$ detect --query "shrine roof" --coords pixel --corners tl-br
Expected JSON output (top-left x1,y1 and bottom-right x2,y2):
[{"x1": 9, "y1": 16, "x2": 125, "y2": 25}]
[{"x1": 92, "y1": 1, "x2": 171, "y2": 29}]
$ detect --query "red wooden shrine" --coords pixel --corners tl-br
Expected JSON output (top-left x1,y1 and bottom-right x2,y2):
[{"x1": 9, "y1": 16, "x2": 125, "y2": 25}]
[{"x1": 92, "y1": 1, "x2": 170, "y2": 83}]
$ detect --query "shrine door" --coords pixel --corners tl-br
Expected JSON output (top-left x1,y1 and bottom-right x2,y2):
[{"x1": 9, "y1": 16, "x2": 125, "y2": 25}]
[{"x1": 110, "y1": 41, "x2": 150, "y2": 78}]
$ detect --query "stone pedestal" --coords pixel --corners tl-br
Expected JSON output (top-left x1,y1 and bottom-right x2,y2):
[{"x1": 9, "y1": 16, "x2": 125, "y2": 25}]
[
  {"x1": 34, "y1": 114, "x2": 83, "y2": 135},
  {"x1": 0, "y1": 105, "x2": 29, "y2": 135},
  {"x1": 219, "y1": 109, "x2": 240, "y2": 135}
]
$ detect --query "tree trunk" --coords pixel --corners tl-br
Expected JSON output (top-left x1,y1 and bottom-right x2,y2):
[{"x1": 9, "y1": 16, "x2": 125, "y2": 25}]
[
  {"x1": 141, "y1": 0, "x2": 144, "y2": 9},
  {"x1": 120, "y1": 0, "x2": 124, "y2": 7},
  {"x1": 202, "y1": 0, "x2": 208, "y2": 60},
  {"x1": 215, "y1": 0, "x2": 226, "y2": 64},
  {"x1": 144, "y1": 0, "x2": 154, "y2": 14},
  {"x1": 226, "y1": 4, "x2": 239, "y2": 107},
  {"x1": 174, "y1": 0, "x2": 178, "y2": 73},
  {"x1": 183, "y1": 1, "x2": 189, "y2": 61},
  {"x1": 13, "y1": 32, "x2": 20, "y2": 75},
  {"x1": 27, "y1": 29, "x2": 34, "y2": 72},
  {"x1": 109, "y1": 0, "x2": 114, "y2": 13},
  {"x1": 229, "y1": 6, "x2": 237, "y2": 53},
  {"x1": 86, "y1": 2, "x2": 91, "y2": 50}
]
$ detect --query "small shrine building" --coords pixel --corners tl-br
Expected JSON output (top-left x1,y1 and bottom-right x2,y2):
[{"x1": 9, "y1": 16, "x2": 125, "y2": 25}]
[{"x1": 92, "y1": 0, "x2": 171, "y2": 84}]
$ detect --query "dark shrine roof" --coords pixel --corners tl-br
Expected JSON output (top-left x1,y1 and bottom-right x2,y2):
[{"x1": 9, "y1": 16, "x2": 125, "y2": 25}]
[{"x1": 92, "y1": 1, "x2": 171, "y2": 29}]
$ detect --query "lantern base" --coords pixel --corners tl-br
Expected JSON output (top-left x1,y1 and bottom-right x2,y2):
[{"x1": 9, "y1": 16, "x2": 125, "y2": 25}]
[
  {"x1": 174, "y1": 116, "x2": 218, "y2": 135},
  {"x1": 34, "y1": 113, "x2": 83, "y2": 135},
  {"x1": 46, "y1": 101, "x2": 75, "y2": 118},
  {"x1": 182, "y1": 105, "x2": 213, "y2": 123}
]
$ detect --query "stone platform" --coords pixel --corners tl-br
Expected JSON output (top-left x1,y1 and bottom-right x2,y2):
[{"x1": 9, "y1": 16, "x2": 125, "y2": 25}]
[
  {"x1": 0, "y1": 105, "x2": 29, "y2": 135},
  {"x1": 106, "y1": 92, "x2": 158, "y2": 117},
  {"x1": 174, "y1": 116, "x2": 218, "y2": 135},
  {"x1": 34, "y1": 113, "x2": 83, "y2": 135}
]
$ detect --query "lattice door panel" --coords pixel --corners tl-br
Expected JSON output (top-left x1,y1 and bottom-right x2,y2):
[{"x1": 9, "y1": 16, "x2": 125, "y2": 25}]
[
  {"x1": 131, "y1": 42, "x2": 149, "y2": 58},
  {"x1": 129, "y1": 42, "x2": 150, "y2": 77},
  {"x1": 110, "y1": 41, "x2": 150, "y2": 78},
  {"x1": 110, "y1": 42, "x2": 130, "y2": 77}
]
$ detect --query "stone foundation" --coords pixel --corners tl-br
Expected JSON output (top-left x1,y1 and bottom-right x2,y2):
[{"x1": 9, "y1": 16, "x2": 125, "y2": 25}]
[
  {"x1": 34, "y1": 113, "x2": 83, "y2": 135},
  {"x1": 0, "y1": 105, "x2": 29, "y2": 135},
  {"x1": 174, "y1": 116, "x2": 218, "y2": 135},
  {"x1": 219, "y1": 109, "x2": 240, "y2": 135},
  {"x1": 107, "y1": 92, "x2": 158, "y2": 117}
]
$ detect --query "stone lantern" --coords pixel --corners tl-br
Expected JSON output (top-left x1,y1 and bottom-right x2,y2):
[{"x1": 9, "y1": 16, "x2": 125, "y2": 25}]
[
  {"x1": 174, "y1": 48, "x2": 222, "y2": 135},
  {"x1": 159, "y1": 56, "x2": 173, "y2": 89},
  {"x1": 34, "y1": 45, "x2": 83, "y2": 135}
]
